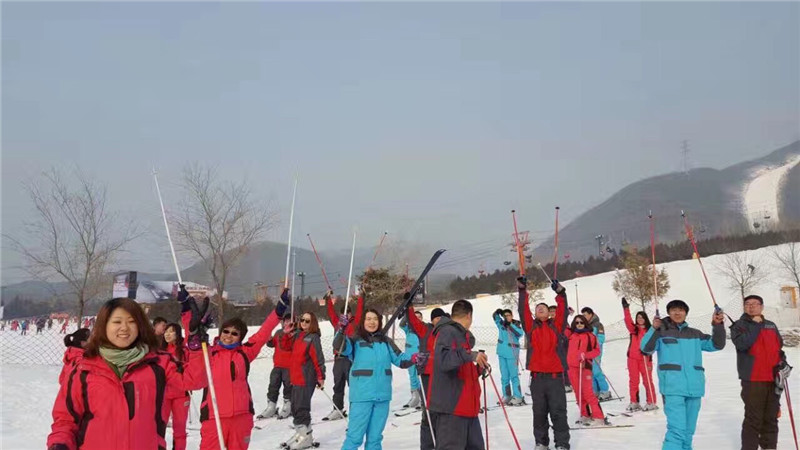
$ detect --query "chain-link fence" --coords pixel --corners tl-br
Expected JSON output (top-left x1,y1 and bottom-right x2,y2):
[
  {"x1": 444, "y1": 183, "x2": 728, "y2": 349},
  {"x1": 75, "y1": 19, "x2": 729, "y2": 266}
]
[{"x1": 3, "y1": 297, "x2": 798, "y2": 366}]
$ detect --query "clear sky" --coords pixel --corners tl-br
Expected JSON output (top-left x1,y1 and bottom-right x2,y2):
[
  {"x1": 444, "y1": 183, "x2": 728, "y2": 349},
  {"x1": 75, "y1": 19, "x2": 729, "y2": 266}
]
[{"x1": 2, "y1": 2, "x2": 798, "y2": 284}]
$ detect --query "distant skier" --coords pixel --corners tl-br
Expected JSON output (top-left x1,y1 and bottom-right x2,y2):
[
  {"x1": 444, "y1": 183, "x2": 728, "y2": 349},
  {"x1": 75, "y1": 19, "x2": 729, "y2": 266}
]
[
  {"x1": 518, "y1": 277, "x2": 571, "y2": 450},
  {"x1": 581, "y1": 307, "x2": 611, "y2": 401},
  {"x1": 257, "y1": 313, "x2": 295, "y2": 420},
  {"x1": 730, "y1": 294, "x2": 787, "y2": 450},
  {"x1": 641, "y1": 299, "x2": 726, "y2": 450},
  {"x1": 428, "y1": 299, "x2": 487, "y2": 449},
  {"x1": 335, "y1": 308, "x2": 421, "y2": 449},
  {"x1": 492, "y1": 308, "x2": 524, "y2": 405},
  {"x1": 622, "y1": 298, "x2": 657, "y2": 412}
]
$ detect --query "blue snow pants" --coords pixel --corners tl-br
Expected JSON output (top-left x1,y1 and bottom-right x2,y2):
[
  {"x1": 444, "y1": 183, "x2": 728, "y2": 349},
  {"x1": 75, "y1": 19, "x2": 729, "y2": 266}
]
[
  {"x1": 592, "y1": 356, "x2": 609, "y2": 392},
  {"x1": 341, "y1": 400, "x2": 391, "y2": 450},
  {"x1": 408, "y1": 365, "x2": 420, "y2": 391},
  {"x1": 662, "y1": 395, "x2": 702, "y2": 450},
  {"x1": 499, "y1": 356, "x2": 522, "y2": 398}
]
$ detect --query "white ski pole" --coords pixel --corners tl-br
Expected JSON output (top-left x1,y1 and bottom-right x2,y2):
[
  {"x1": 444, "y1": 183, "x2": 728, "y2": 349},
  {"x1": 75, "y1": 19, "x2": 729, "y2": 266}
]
[
  {"x1": 153, "y1": 169, "x2": 227, "y2": 450},
  {"x1": 417, "y1": 372, "x2": 437, "y2": 447},
  {"x1": 317, "y1": 385, "x2": 348, "y2": 424},
  {"x1": 284, "y1": 176, "x2": 298, "y2": 319},
  {"x1": 343, "y1": 230, "x2": 357, "y2": 314}
]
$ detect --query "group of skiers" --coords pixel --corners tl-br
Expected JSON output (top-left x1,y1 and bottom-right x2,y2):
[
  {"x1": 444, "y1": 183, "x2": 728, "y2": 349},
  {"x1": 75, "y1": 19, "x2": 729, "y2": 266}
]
[{"x1": 45, "y1": 276, "x2": 792, "y2": 450}]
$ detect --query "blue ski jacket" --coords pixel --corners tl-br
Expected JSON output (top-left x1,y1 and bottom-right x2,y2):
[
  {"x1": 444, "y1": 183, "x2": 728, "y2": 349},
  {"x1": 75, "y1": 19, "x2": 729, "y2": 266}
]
[
  {"x1": 492, "y1": 311, "x2": 523, "y2": 360},
  {"x1": 334, "y1": 330, "x2": 414, "y2": 403}
]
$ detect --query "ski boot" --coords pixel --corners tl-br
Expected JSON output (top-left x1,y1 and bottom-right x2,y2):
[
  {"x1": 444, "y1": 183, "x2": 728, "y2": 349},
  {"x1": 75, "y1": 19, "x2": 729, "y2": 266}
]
[
  {"x1": 322, "y1": 408, "x2": 345, "y2": 421},
  {"x1": 508, "y1": 397, "x2": 524, "y2": 406},
  {"x1": 625, "y1": 402, "x2": 642, "y2": 412},
  {"x1": 597, "y1": 391, "x2": 613, "y2": 401},
  {"x1": 257, "y1": 401, "x2": 278, "y2": 419},
  {"x1": 642, "y1": 402, "x2": 659, "y2": 411},
  {"x1": 574, "y1": 416, "x2": 592, "y2": 426},
  {"x1": 289, "y1": 425, "x2": 315, "y2": 449},
  {"x1": 534, "y1": 445, "x2": 550, "y2": 450},
  {"x1": 403, "y1": 389, "x2": 421, "y2": 409},
  {"x1": 564, "y1": 385, "x2": 573, "y2": 393},
  {"x1": 589, "y1": 417, "x2": 612, "y2": 427},
  {"x1": 278, "y1": 400, "x2": 292, "y2": 419}
]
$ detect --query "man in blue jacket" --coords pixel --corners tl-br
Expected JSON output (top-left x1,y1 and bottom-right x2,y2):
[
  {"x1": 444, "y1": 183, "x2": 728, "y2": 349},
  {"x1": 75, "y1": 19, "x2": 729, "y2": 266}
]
[
  {"x1": 641, "y1": 299, "x2": 726, "y2": 450},
  {"x1": 493, "y1": 308, "x2": 525, "y2": 405}
]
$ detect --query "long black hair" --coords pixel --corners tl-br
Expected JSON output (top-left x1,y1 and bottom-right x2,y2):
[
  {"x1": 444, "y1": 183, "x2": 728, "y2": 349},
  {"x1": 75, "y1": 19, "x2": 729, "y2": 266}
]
[
  {"x1": 634, "y1": 311, "x2": 652, "y2": 334},
  {"x1": 357, "y1": 308, "x2": 383, "y2": 341},
  {"x1": 570, "y1": 315, "x2": 589, "y2": 332},
  {"x1": 162, "y1": 322, "x2": 185, "y2": 362}
]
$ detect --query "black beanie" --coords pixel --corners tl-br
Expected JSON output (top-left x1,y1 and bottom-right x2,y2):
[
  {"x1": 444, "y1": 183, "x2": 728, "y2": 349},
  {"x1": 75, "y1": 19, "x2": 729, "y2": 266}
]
[
  {"x1": 666, "y1": 299, "x2": 690, "y2": 314},
  {"x1": 431, "y1": 308, "x2": 447, "y2": 320},
  {"x1": 64, "y1": 328, "x2": 91, "y2": 348}
]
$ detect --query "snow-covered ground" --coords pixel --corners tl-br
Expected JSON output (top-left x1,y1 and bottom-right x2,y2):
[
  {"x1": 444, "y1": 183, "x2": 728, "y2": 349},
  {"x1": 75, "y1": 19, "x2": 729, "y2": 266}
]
[
  {"x1": 742, "y1": 154, "x2": 800, "y2": 232},
  {"x1": 3, "y1": 243, "x2": 800, "y2": 449}
]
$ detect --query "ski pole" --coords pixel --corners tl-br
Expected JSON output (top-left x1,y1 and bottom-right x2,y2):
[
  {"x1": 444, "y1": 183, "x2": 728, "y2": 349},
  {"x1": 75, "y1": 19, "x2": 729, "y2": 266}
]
[
  {"x1": 648, "y1": 211, "x2": 660, "y2": 317},
  {"x1": 368, "y1": 231, "x2": 388, "y2": 270},
  {"x1": 511, "y1": 210, "x2": 526, "y2": 276},
  {"x1": 317, "y1": 385, "x2": 349, "y2": 425},
  {"x1": 153, "y1": 170, "x2": 226, "y2": 450},
  {"x1": 553, "y1": 206, "x2": 560, "y2": 279},
  {"x1": 681, "y1": 211, "x2": 719, "y2": 310},
  {"x1": 537, "y1": 263, "x2": 553, "y2": 285},
  {"x1": 417, "y1": 372, "x2": 437, "y2": 447},
  {"x1": 483, "y1": 373, "x2": 489, "y2": 450},
  {"x1": 643, "y1": 355, "x2": 657, "y2": 406},
  {"x1": 593, "y1": 359, "x2": 623, "y2": 402},
  {"x1": 307, "y1": 234, "x2": 333, "y2": 292},
  {"x1": 487, "y1": 370, "x2": 522, "y2": 450},
  {"x1": 786, "y1": 382, "x2": 799, "y2": 450},
  {"x1": 284, "y1": 176, "x2": 298, "y2": 319},
  {"x1": 578, "y1": 360, "x2": 584, "y2": 416}
]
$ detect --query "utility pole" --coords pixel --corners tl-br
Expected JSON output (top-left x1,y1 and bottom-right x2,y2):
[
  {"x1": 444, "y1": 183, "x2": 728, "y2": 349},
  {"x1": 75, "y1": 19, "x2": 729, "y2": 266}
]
[{"x1": 297, "y1": 271, "x2": 306, "y2": 300}]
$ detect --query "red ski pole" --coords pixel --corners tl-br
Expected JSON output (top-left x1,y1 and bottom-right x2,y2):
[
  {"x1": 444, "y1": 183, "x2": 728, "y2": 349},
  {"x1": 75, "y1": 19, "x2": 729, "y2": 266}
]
[
  {"x1": 307, "y1": 234, "x2": 333, "y2": 292},
  {"x1": 511, "y1": 210, "x2": 526, "y2": 277},
  {"x1": 681, "y1": 211, "x2": 721, "y2": 312},
  {"x1": 786, "y1": 383, "x2": 799, "y2": 450},
  {"x1": 553, "y1": 206, "x2": 560, "y2": 279},
  {"x1": 368, "y1": 231, "x2": 388, "y2": 270},
  {"x1": 487, "y1": 370, "x2": 522, "y2": 450}
]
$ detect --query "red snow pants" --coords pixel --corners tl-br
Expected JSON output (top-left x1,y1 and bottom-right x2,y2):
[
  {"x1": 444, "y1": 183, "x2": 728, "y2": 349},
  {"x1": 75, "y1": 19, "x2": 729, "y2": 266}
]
[
  {"x1": 165, "y1": 395, "x2": 190, "y2": 450},
  {"x1": 627, "y1": 357, "x2": 656, "y2": 404},
  {"x1": 200, "y1": 413, "x2": 254, "y2": 450},
  {"x1": 568, "y1": 366, "x2": 604, "y2": 419}
]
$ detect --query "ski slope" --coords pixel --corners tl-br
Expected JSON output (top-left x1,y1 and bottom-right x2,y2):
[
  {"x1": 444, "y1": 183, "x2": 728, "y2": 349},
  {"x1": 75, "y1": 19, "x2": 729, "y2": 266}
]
[
  {"x1": 742, "y1": 154, "x2": 800, "y2": 232},
  {"x1": 2, "y1": 243, "x2": 800, "y2": 449}
]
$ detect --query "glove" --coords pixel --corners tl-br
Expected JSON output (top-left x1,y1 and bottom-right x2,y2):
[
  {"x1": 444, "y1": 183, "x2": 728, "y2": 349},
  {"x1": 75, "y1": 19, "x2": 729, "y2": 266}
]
[
  {"x1": 774, "y1": 360, "x2": 793, "y2": 395},
  {"x1": 580, "y1": 352, "x2": 586, "y2": 361},
  {"x1": 275, "y1": 288, "x2": 291, "y2": 318},
  {"x1": 621, "y1": 297, "x2": 629, "y2": 309},
  {"x1": 493, "y1": 308, "x2": 504, "y2": 318},
  {"x1": 551, "y1": 279, "x2": 565, "y2": 294},
  {"x1": 280, "y1": 288, "x2": 291, "y2": 305},
  {"x1": 323, "y1": 290, "x2": 333, "y2": 300},
  {"x1": 337, "y1": 314, "x2": 350, "y2": 331},
  {"x1": 177, "y1": 284, "x2": 190, "y2": 303},
  {"x1": 516, "y1": 276, "x2": 527, "y2": 289},
  {"x1": 411, "y1": 352, "x2": 429, "y2": 370},
  {"x1": 186, "y1": 296, "x2": 211, "y2": 350}
]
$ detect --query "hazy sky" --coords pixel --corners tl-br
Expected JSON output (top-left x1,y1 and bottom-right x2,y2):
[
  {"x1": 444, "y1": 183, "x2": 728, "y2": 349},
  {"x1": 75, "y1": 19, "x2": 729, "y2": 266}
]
[{"x1": 2, "y1": 2, "x2": 798, "y2": 285}]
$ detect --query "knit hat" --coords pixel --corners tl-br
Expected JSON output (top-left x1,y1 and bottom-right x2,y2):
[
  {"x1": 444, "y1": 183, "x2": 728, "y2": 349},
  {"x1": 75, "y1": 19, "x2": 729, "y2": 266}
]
[
  {"x1": 743, "y1": 295, "x2": 763, "y2": 305},
  {"x1": 666, "y1": 299, "x2": 690, "y2": 314},
  {"x1": 64, "y1": 328, "x2": 91, "y2": 348},
  {"x1": 431, "y1": 308, "x2": 447, "y2": 320}
]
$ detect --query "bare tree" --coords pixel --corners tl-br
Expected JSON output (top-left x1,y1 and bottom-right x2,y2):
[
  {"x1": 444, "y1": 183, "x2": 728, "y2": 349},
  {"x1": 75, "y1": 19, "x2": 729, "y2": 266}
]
[
  {"x1": 715, "y1": 251, "x2": 768, "y2": 300},
  {"x1": 612, "y1": 251, "x2": 670, "y2": 309},
  {"x1": 771, "y1": 241, "x2": 800, "y2": 295},
  {"x1": 172, "y1": 165, "x2": 276, "y2": 322},
  {"x1": 5, "y1": 169, "x2": 136, "y2": 319}
]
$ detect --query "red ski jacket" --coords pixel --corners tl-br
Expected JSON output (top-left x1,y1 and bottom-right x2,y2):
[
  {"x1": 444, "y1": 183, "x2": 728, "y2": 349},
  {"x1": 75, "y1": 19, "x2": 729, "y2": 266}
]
[
  {"x1": 267, "y1": 329, "x2": 294, "y2": 369},
  {"x1": 327, "y1": 295, "x2": 364, "y2": 355},
  {"x1": 58, "y1": 347, "x2": 84, "y2": 386},
  {"x1": 407, "y1": 305, "x2": 435, "y2": 375},
  {"x1": 289, "y1": 330, "x2": 326, "y2": 386},
  {"x1": 427, "y1": 317, "x2": 481, "y2": 418},
  {"x1": 623, "y1": 306, "x2": 651, "y2": 361},
  {"x1": 731, "y1": 314, "x2": 784, "y2": 382},
  {"x1": 518, "y1": 288, "x2": 567, "y2": 373},
  {"x1": 183, "y1": 310, "x2": 281, "y2": 421},
  {"x1": 47, "y1": 351, "x2": 183, "y2": 450},
  {"x1": 564, "y1": 329, "x2": 601, "y2": 369}
]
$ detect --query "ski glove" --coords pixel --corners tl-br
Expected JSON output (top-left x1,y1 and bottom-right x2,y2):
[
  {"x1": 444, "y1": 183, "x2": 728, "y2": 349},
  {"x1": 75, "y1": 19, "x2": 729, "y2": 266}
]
[
  {"x1": 275, "y1": 289, "x2": 291, "y2": 318},
  {"x1": 177, "y1": 284, "x2": 191, "y2": 304},
  {"x1": 516, "y1": 276, "x2": 527, "y2": 289},
  {"x1": 621, "y1": 297, "x2": 629, "y2": 309},
  {"x1": 185, "y1": 296, "x2": 211, "y2": 351},
  {"x1": 493, "y1": 308, "x2": 504, "y2": 318},
  {"x1": 337, "y1": 314, "x2": 349, "y2": 331},
  {"x1": 774, "y1": 360, "x2": 793, "y2": 395},
  {"x1": 411, "y1": 352, "x2": 429, "y2": 370},
  {"x1": 551, "y1": 279, "x2": 565, "y2": 294}
]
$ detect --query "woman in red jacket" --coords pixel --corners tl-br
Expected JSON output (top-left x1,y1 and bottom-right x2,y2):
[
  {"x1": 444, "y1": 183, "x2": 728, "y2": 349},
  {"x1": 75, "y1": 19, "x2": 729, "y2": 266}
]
[
  {"x1": 257, "y1": 313, "x2": 295, "y2": 420},
  {"x1": 162, "y1": 322, "x2": 190, "y2": 450},
  {"x1": 564, "y1": 314, "x2": 607, "y2": 427},
  {"x1": 58, "y1": 328, "x2": 89, "y2": 385},
  {"x1": 47, "y1": 298, "x2": 185, "y2": 450},
  {"x1": 621, "y1": 298, "x2": 657, "y2": 412},
  {"x1": 283, "y1": 311, "x2": 326, "y2": 450},
  {"x1": 181, "y1": 287, "x2": 288, "y2": 450}
]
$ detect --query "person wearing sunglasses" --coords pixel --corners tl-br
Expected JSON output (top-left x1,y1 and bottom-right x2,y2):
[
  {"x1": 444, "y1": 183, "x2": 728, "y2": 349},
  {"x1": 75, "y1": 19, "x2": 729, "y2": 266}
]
[
  {"x1": 180, "y1": 286, "x2": 291, "y2": 450},
  {"x1": 284, "y1": 311, "x2": 326, "y2": 449},
  {"x1": 564, "y1": 315, "x2": 607, "y2": 427}
]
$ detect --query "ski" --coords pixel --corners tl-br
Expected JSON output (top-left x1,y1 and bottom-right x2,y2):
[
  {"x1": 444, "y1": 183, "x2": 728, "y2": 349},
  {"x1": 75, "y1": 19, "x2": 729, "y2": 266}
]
[
  {"x1": 394, "y1": 407, "x2": 421, "y2": 417},
  {"x1": 570, "y1": 424, "x2": 634, "y2": 430},
  {"x1": 280, "y1": 442, "x2": 320, "y2": 449},
  {"x1": 381, "y1": 249, "x2": 446, "y2": 334},
  {"x1": 599, "y1": 396, "x2": 625, "y2": 403},
  {"x1": 606, "y1": 412, "x2": 633, "y2": 418}
]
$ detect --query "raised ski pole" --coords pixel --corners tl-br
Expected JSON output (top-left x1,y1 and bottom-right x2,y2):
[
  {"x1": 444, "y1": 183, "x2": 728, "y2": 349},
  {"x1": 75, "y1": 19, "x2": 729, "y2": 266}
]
[
  {"x1": 284, "y1": 176, "x2": 298, "y2": 319},
  {"x1": 487, "y1": 370, "x2": 523, "y2": 450},
  {"x1": 553, "y1": 206, "x2": 560, "y2": 279},
  {"x1": 648, "y1": 211, "x2": 661, "y2": 317},
  {"x1": 511, "y1": 210, "x2": 526, "y2": 276},
  {"x1": 153, "y1": 169, "x2": 226, "y2": 450},
  {"x1": 537, "y1": 263, "x2": 553, "y2": 285},
  {"x1": 417, "y1": 372, "x2": 437, "y2": 447},
  {"x1": 681, "y1": 211, "x2": 721, "y2": 312},
  {"x1": 307, "y1": 234, "x2": 333, "y2": 292},
  {"x1": 368, "y1": 231, "x2": 389, "y2": 270},
  {"x1": 786, "y1": 383, "x2": 799, "y2": 450},
  {"x1": 483, "y1": 370, "x2": 489, "y2": 450}
]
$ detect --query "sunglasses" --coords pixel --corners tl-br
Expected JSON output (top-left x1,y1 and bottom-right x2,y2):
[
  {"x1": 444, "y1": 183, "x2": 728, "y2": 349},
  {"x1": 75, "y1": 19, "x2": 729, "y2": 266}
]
[
  {"x1": 575, "y1": 321, "x2": 586, "y2": 326},
  {"x1": 221, "y1": 329, "x2": 240, "y2": 337},
  {"x1": 300, "y1": 319, "x2": 311, "y2": 324}
]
